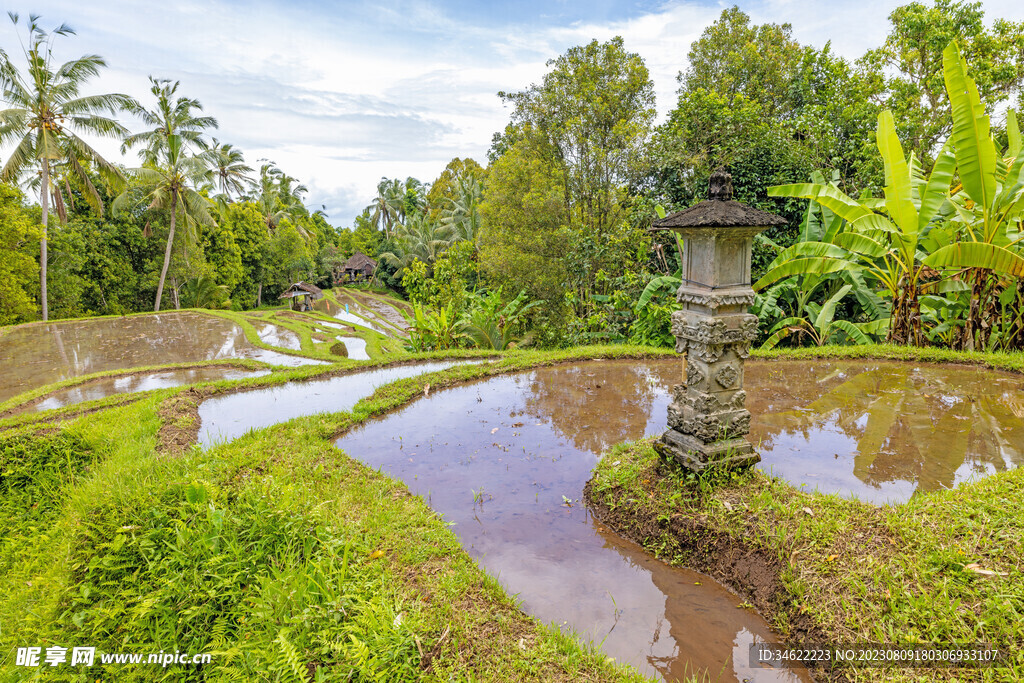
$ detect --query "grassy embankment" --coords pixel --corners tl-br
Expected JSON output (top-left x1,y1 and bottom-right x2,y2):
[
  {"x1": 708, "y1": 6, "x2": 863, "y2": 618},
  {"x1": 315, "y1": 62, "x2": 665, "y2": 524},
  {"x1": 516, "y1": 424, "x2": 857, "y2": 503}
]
[
  {"x1": 587, "y1": 344, "x2": 1024, "y2": 683},
  {"x1": 0, "y1": 345, "x2": 672, "y2": 682}
]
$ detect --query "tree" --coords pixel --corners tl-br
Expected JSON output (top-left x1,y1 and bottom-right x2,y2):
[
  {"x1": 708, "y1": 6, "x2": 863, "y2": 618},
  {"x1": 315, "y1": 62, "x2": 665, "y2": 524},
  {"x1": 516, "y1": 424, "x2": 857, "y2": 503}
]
[
  {"x1": 207, "y1": 138, "x2": 253, "y2": 197},
  {"x1": 500, "y1": 37, "x2": 655, "y2": 237},
  {"x1": 121, "y1": 76, "x2": 217, "y2": 162},
  {"x1": 680, "y1": 6, "x2": 804, "y2": 120},
  {"x1": 426, "y1": 157, "x2": 484, "y2": 221},
  {"x1": 0, "y1": 13, "x2": 134, "y2": 320},
  {"x1": 478, "y1": 137, "x2": 570, "y2": 338},
  {"x1": 858, "y1": 0, "x2": 1024, "y2": 162},
  {"x1": 0, "y1": 182, "x2": 41, "y2": 324},
  {"x1": 114, "y1": 134, "x2": 215, "y2": 311}
]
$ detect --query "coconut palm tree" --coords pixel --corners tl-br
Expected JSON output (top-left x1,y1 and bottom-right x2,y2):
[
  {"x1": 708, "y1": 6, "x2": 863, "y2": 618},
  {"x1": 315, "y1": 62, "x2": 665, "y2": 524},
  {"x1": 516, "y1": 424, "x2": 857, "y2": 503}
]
[
  {"x1": 0, "y1": 13, "x2": 135, "y2": 320},
  {"x1": 121, "y1": 76, "x2": 217, "y2": 162},
  {"x1": 206, "y1": 138, "x2": 253, "y2": 197},
  {"x1": 114, "y1": 134, "x2": 214, "y2": 311},
  {"x1": 440, "y1": 174, "x2": 484, "y2": 246},
  {"x1": 366, "y1": 177, "x2": 403, "y2": 238}
]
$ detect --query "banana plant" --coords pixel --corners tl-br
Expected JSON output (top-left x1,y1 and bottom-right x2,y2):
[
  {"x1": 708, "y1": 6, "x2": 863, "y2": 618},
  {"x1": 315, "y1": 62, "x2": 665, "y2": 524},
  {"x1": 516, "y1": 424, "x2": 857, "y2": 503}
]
[
  {"x1": 758, "y1": 110, "x2": 957, "y2": 346},
  {"x1": 761, "y1": 284, "x2": 886, "y2": 349},
  {"x1": 919, "y1": 43, "x2": 1024, "y2": 350}
]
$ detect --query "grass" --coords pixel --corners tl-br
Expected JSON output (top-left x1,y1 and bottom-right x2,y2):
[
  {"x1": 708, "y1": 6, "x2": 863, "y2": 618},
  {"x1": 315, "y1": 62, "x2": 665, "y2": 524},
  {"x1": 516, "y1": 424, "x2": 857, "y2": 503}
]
[
  {"x1": 3, "y1": 338, "x2": 1022, "y2": 680},
  {"x1": 0, "y1": 345, "x2": 673, "y2": 682}
]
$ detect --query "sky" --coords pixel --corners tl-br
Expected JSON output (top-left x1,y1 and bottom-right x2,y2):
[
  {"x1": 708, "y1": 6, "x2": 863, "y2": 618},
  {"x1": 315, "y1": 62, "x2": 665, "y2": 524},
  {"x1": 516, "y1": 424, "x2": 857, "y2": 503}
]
[{"x1": 2, "y1": 0, "x2": 1024, "y2": 226}]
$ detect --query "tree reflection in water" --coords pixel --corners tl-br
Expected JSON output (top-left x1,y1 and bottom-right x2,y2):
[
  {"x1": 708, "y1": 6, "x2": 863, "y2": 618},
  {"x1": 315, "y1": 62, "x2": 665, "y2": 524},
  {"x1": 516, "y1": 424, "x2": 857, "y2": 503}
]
[
  {"x1": 522, "y1": 361, "x2": 680, "y2": 454},
  {"x1": 746, "y1": 361, "x2": 1024, "y2": 501}
]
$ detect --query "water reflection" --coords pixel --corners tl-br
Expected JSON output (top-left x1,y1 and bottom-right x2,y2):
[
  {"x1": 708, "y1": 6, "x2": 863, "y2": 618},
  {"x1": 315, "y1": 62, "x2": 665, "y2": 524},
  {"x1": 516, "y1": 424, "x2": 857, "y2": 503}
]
[
  {"x1": 746, "y1": 361, "x2": 1024, "y2": 503},
  {"x1": 13, "y1": 367, "x2": 270, "y2": 413},
  {"x1": 335, "y1": 361, "x2": 807, "y2": 682},
  {"x1": 313, "y1": 300, "x2": 389, "y2": 335},
  {"x1": 0, "y1": 313, "x2": 320, "y2": 403},
  {"x1": 197, "y1": 360, "x2": 483, "y2": 447}
]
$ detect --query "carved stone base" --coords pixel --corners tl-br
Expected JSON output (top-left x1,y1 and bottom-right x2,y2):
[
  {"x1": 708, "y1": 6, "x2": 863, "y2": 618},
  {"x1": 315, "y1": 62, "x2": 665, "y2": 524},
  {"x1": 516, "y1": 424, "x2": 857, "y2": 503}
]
[{"x1": 653, "y1": 428, "x2": 760, "y2": 471}]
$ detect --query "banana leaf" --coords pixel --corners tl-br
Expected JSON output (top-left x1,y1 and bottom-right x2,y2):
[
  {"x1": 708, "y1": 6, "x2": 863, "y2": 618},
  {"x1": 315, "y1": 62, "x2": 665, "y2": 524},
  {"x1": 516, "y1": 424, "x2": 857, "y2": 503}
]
[{"x1": 924, "y1": 241, "x2": 1024, "y2": 277}]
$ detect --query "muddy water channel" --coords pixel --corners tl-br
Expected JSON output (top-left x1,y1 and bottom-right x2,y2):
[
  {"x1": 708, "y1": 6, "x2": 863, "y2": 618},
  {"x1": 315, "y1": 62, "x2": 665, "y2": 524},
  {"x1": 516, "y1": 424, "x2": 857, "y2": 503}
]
[
  {"x1": 336, "y1": 360, "x2": 807, "y2": 682},
  {"x1": 0, "y1": 313, "x2": 319, "y2": 403}
]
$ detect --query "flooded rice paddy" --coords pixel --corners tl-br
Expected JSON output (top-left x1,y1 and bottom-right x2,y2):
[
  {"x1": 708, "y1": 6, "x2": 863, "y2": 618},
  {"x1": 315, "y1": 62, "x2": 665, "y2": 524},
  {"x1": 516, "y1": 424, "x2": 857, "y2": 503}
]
[
  {"x1": 336, "y1": 337, "x2": 369, "y2": 360},
  {"x1": 335, "y1": 360, "x2": 807, "y2": 682},
  {"x1": 197, "y1": 360, "x2": 484, "y2": 447},
  {"x1": 314, "y1": 299, "x2": 390, "y2": 335},
  {"x1": 12, "y1": 367, "x2": 271, "y2": 413},
  {"x1": 745, "y1": 359, "x2": 1024, "y2": 503},
  {"x1": 0, "y1": 312, "x2": 320, "y2": 403}
]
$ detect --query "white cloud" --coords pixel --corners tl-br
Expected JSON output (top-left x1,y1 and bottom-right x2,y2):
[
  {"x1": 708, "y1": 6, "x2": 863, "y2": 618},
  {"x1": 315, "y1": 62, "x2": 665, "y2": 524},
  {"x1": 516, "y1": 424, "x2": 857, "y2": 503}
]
[{"x1": 2, "y1": 0, "x2": 1023, "y2": 224}]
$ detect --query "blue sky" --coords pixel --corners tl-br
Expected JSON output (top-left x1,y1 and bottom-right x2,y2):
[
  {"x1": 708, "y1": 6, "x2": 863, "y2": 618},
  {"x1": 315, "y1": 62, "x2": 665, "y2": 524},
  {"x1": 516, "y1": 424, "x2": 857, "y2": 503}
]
[{"x1": 2, "y1": 0, "x2": 1023, "y2": 225}]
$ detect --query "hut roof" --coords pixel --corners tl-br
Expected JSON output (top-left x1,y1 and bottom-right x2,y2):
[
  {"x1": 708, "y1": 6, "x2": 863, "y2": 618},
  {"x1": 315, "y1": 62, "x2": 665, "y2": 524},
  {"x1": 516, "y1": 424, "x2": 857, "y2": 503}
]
[
  {"x1": 344, "y1": 252, "x2": 377, "y2": 271},
  {"x1": 651, "y1": 168, "x2": 787, "y2": 230},
  {"x1": 278, "y1": 281, "x2": 324, "y2": 299}
]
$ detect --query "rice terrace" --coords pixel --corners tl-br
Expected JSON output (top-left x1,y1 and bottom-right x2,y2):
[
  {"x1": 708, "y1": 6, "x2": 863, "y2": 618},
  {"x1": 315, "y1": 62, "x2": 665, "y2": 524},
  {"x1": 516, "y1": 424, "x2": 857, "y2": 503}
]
[{"x1": 2, "y1": 1, "x2": 1024, "y2": 681}]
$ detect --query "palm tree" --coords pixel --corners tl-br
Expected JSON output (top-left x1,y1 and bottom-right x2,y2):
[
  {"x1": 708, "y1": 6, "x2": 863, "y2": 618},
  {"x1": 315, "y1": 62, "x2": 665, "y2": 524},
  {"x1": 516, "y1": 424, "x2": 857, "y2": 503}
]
[
  {"x1": 0, "y1": 13, "x2": 135, "y2": 320},
  {"x1": 114, "y1": 134, "x2": 214, "y2": 311},
  {"x1": 378, "y1": 214, "x2": 455, "y2": 276},
  {"x1": 440, "y1": 175, "x2": 484, "y2": 246},
  {"x1": 251, "y1": 162, "x2": 309, "y2": 236},
  {"x1": 366, "y1": 177, "x2": 403, "y2": 238},
  {"x1": 121, "y1": 76, "x2": 217, "y2": 162},
  {"x1": 206, "y1": 138, "x2": 253, "y2": 197}
]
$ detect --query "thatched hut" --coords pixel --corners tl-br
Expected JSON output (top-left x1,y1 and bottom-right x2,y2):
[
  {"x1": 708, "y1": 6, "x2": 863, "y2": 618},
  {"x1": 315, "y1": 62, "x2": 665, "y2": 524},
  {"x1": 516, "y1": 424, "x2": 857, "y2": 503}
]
[
  {"x1": 278, "y1": 281, "x2": 324, "y2": 311},
  {"x1": 336, "y1": 252, "x2": 377, "y2": 284}
]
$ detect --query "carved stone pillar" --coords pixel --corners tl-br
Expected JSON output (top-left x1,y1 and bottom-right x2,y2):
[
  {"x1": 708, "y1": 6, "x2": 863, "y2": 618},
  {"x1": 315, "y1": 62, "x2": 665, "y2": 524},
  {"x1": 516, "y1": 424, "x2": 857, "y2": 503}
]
[{"x1": 650, "y1": 169, "x2": 786, "y2": 471}]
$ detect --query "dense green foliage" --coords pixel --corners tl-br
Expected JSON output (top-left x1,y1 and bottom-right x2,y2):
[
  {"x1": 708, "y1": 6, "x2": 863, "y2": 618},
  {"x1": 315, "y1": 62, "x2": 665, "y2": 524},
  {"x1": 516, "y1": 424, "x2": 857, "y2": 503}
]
[{"x1": 2, "y1": 1, "x2": 1023, "y2": 355}]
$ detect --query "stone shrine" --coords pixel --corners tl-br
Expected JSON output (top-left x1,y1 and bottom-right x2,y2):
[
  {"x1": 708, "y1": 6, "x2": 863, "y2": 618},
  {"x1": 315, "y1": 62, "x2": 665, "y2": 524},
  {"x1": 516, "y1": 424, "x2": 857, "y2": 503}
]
[{"x1": 651, "y1": 169, "x2": 786, "y2": 471}]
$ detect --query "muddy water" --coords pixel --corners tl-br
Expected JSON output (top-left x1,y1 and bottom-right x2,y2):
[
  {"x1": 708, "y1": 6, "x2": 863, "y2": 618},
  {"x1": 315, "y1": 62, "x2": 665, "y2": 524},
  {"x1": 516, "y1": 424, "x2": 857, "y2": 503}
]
[
  {"x1": 335, "y1": 360, "x2": 807, "y2": 682},
  {"x1": 0, "y1": 313, "x2": 321, "y2": 404},
  {"x1": 336, "y1": 337, "x2": 369, "y2": 360},
  {"x1": 746, "y1": 359, "x2": 1024, "y2": 503},
  {"x1": 313, "y1": 300, "x2": 389, "y2": 335},
  {"x1": 12, "y1": 367, "x2": 271, "y2": 413},
  {"x1": 197, "y1": 360, "x2": 484, "y2": 447}
]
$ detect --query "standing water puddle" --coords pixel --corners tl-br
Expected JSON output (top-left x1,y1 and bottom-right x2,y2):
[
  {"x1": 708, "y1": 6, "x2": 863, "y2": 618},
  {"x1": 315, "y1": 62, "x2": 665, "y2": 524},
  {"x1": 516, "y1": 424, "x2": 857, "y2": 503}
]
[
  {"x1": 335, "y1": 360, "x2": 807, "y2": 682},
  {"x1": 197, "y1": 360, "x2": 484, "y2": 446},
  {"x1": 12, "y1": 367, "x2": 271, "y2": 414},
  {"x1": 0, "y1": 312, "x2": 321, "y2": 404}
]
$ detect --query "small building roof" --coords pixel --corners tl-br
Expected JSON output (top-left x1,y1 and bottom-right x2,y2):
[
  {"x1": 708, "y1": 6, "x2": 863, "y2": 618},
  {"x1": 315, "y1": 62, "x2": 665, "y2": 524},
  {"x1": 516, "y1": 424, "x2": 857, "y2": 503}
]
[
  {"x1": 278, "y1": 281, "x2": 324, "y2": 299},
  {"x1": 344, "y1": 252, "x2": 377, "y2": 271},
  {"x1": 652, "y1": 168, "x2": 787, "y2": 230}
]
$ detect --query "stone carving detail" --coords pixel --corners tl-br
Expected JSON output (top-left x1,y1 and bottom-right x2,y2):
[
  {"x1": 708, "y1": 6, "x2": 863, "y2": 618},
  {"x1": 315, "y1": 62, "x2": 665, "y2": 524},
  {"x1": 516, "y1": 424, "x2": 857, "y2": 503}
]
[
  {"x1": 715, "y1": 364, "x2": 738, "y2": 389},
  {"x1": 671, "y1": 311, "x2": 760, "y2": 345},
  {"x1": 730, "y1": 390, "x2": 747, "y2": 410},
  {"x1": 731, "y1": 412, "x2": 751, "y2": 436},
  {"x1": 689, "y1": 341, "x2": 724, "y2": 364},
  {"x1": 686, "y1": 364, "x2": 704, "y2": 387},
  {"x1": 676, "y1": 291, "x2": 756, "y2": 310}
]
